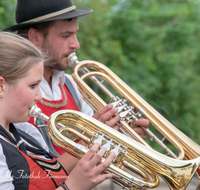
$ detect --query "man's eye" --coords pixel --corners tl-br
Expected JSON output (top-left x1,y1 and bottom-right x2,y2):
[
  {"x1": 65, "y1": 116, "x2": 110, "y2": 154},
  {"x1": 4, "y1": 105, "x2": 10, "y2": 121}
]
[{"x1": 62, "y1": 35, "x2": 70, "y2": 38}]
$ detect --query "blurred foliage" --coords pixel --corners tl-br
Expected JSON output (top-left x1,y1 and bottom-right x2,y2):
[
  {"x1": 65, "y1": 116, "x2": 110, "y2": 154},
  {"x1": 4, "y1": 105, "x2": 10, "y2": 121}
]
[
  {"x1": 2, "y1": 0, "x2": 200, "y2": 146},
  {"x1": 74, "y1": 0, "x2": 200, "y2": 145},
  {"x1": 74, "y1": 0, "x2": 128, "y2": 70},
  {"x1": 0, "y1": 0, "x2": 16, "y2": 29},
  {"x1": 108, "y1": 0, "x2": 200, "y2": 144}
]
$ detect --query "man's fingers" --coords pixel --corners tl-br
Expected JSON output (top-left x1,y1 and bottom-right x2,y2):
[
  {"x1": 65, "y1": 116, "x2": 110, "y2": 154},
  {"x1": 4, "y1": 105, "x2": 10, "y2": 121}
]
[
  {"x1": 133, "y1": 127, "x2": 147, "y2": 140},
  {"x1": 106, "y1": 115, "x2": 120, "y2": 127},
  {"x1": 93, "y1": 104, "x2": 113, "y2": 120},
  {"x1": 134, "y1": 118, "x2": 149, "y2": 128},
  {"x1": 93, "y1": 104, "x2": 119, "y2": 123}
]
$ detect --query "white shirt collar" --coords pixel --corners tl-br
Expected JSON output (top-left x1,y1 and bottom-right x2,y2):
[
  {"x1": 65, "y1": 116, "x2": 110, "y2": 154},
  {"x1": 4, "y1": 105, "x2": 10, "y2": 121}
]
[
  {"x1": 52, "y1": 70, "x2": 65, "y2": 85},
  {"x1": 39, "y1": 69, "x2": 66, "y2": 100}
]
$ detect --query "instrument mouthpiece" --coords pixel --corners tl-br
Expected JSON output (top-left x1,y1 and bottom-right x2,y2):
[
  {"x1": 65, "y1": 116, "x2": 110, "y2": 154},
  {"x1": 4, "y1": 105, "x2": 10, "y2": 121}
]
[{"x1": 68, "y1": 52, "x2": 79, "y2": 65}]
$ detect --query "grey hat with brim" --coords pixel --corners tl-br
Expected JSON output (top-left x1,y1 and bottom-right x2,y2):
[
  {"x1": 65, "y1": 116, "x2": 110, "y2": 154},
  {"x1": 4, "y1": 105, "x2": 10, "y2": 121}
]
[{"x1": 3, "y1": 0, "x2": 93, "y2": 32}]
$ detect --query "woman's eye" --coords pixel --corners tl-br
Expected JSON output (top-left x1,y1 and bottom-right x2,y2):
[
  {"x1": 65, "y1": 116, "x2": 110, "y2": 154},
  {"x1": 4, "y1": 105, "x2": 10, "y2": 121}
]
[{"x1": 30, "y1": 84, "x2": 37, "y2": 89}]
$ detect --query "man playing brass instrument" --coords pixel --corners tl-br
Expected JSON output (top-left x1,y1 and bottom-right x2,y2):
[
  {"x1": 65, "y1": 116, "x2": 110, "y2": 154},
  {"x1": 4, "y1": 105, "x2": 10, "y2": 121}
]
[{"x1": 3, "y1": 0, "x2": 149, "y2": 174}]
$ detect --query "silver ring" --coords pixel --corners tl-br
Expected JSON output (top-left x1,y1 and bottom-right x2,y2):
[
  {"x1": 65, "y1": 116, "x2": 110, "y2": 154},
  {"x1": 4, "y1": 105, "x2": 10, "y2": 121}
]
[{"x1": 17, "y1": 139, "x2": 24, "y2": 149}]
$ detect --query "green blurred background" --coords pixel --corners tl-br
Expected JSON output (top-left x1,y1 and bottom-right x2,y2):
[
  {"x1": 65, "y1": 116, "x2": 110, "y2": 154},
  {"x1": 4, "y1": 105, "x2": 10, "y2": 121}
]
[{"x1": 1, "y1": 0, "x2": 200, "y2": 149}]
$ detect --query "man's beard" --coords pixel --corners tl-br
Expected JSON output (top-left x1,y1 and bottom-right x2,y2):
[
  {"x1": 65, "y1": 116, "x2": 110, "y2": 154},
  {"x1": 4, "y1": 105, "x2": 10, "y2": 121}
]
[{"x1": 42, "y1": 38, "x2": 70, "y2": 71}]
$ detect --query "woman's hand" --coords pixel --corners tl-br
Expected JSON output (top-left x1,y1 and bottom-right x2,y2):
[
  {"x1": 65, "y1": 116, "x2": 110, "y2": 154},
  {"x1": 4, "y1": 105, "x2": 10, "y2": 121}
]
[{"x1": 65, "y1": 143, "x2": 115, "y2": 190}]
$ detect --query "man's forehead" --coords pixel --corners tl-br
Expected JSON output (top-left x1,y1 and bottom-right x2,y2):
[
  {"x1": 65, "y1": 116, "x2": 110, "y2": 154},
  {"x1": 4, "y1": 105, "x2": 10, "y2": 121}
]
[{"x1": 50, "y1": 19, "x2": 79, "y2": 31}]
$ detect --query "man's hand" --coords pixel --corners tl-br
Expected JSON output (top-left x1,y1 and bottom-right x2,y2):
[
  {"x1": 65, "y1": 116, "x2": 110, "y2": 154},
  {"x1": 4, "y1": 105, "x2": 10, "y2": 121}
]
[
  {"x1": 133, "y1": 119, "x2": 149, "y2": 140},
  {"x1": 93, "y1": 104, "x2": 150, "y2": 140},
  {"x1": 92, "y1": 104, "x2": 120, "y2": 126}
]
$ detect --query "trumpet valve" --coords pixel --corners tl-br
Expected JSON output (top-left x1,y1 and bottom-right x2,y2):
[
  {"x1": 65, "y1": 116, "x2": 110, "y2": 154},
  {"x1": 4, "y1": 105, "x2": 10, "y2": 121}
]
[
  {"x1": 110, "y1": 97, "x2": 144, "y2": 127},
  {"x1": 90, "y1": 131, "x2": 127, "y2": 166}
]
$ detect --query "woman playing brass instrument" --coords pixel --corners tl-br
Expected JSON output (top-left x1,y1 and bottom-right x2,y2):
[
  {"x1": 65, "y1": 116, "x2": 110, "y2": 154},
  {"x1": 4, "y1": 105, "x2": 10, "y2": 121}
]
[{"x1": 0, "y1": 32, "x2": 117, "y2": 190}]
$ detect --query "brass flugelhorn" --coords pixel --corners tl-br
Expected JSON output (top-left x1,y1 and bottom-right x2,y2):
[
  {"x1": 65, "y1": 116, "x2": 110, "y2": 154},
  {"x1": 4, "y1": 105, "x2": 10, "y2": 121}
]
[
  {"x1": 29, "y1": 104, "x2": 200, "y2": 190},
  {"x1": 68, "y1": 52, "x2": 200, "y2": 161}
]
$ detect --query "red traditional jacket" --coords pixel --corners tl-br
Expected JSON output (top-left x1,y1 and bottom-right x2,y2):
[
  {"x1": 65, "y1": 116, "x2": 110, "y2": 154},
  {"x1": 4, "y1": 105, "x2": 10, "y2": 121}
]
[{"x1": 29, "y1": 82, "x2": 80, "y2": 155}]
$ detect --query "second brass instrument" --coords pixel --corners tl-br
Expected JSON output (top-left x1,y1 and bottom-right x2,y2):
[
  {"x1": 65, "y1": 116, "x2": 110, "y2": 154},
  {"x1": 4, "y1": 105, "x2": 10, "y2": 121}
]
[
  {"x1": 29, "y1": 105, "x2": 200, "y2": 190},
  {"x1": 68, "y1": 52, "x2": 200, "y2": 162}
]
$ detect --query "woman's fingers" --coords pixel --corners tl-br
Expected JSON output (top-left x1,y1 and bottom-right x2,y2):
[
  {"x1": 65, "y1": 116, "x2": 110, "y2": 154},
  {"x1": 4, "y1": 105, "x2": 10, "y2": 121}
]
[
  {"x1": 89, "y1": 146, "x2": 107, "y2": 166},
  {"x1": 82, "y1": 143, "x2": 116, "y2": 174},
  {"x1": 94, "y1": 150, "x2": 116, "y2": 175},
  {"x1": 81, "y1": 143, "x2": 101, "y2": 163}
]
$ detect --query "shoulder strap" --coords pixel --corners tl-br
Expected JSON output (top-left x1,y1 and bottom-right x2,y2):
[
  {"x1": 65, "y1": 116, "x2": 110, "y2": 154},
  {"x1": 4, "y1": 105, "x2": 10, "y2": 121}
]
[
  {"x1": 34, "y1": 117, "x2": 60, "y2": 158},
  {"x1": 65, "y1": 76, "x2": 81, "y2": 111},
  {"x1": 17, "y1": 128, "x2": 53, "y2": 159},
  {"x1": 0, "y1": 124, "x2": 53, "y2": 159},
  {"x1": 0, "y1": 138, "x2": 30, "y2": 190},
  {"x1": 17, "y1": 129, "x2": 42, "y2": 149},
  {"x1": 0, "y1": 124, "x2": 27, "y2": 154}
]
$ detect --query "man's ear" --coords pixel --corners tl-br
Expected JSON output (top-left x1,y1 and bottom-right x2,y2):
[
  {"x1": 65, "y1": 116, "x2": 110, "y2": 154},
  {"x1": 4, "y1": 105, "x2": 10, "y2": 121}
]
[{"x1": 28, "y1": 28, "x2": 43, "y2": 49}]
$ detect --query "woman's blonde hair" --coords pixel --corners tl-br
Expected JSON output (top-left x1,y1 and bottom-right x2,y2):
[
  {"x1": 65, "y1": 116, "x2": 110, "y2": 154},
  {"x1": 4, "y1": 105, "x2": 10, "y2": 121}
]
[{"x1": 0, "y1": 32, "x2": 46, "y2": 84}]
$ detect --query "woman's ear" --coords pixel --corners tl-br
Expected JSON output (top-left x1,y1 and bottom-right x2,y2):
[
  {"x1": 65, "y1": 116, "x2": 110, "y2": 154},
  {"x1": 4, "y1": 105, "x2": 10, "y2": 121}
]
[
  {"x1": 0, "y1": 77, "x2": 5, "y2": 97},
  {"x1": 28, "y1": 28, "x2": 43, "y2": 49}
]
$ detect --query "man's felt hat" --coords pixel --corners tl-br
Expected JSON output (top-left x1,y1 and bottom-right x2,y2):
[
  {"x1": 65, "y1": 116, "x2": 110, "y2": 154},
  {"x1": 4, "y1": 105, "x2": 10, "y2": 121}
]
[{"x1": 4, "y1": 0, "x2": 93, "y2": 32}]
